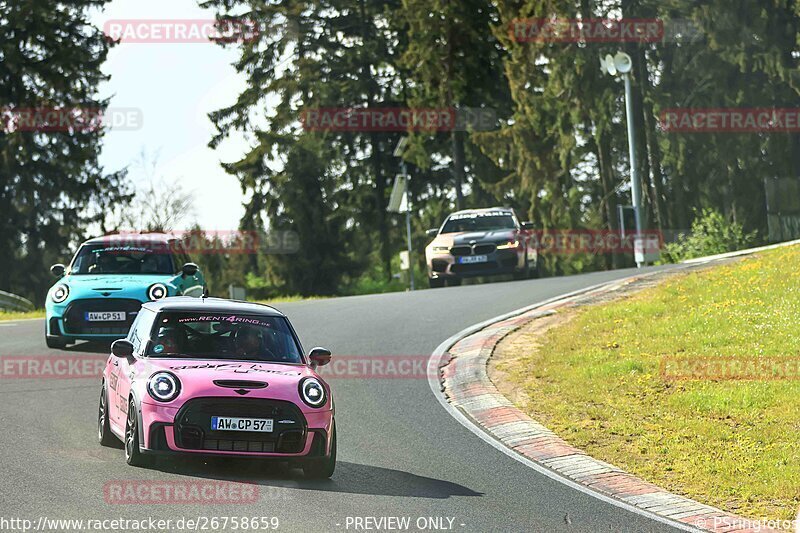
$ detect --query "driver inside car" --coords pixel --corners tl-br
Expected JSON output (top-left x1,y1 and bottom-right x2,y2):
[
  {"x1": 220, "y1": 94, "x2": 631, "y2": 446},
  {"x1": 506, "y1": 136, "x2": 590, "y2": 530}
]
[
  {"x1": 152, "y1": 326, "x2": 181, "y2": 355},
  {"x1": 89, "y1": 253, "x2": 115, "y2": 274},
  {"x1": 234, "y1": 325, "x2": 264, "y2": 358}
]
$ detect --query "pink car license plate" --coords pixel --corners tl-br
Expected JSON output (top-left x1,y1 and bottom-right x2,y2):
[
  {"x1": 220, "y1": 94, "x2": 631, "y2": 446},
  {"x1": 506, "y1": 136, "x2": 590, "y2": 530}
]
[{"x1": 211, "y1": 416, "x2": 273, "y2": 432}]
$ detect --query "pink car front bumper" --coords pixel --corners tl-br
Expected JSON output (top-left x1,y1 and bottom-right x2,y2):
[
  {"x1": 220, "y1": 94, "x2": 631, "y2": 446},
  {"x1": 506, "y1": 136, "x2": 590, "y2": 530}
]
[{"x1": 138, "y1": 399, "x2": 334, "y2": 459}]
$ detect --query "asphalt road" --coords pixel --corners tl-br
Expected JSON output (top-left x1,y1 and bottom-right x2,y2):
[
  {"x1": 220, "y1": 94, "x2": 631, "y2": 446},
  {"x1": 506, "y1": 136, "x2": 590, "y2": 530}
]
[{"x1": 0, "y1": 266, "x2": 685, "y2": 533}]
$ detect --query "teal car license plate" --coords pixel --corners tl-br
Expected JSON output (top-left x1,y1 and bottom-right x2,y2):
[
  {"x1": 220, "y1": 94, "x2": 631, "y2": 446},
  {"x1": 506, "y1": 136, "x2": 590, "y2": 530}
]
[{"x1": 85, "y1": 311, "x2": 126, "y2": 321}]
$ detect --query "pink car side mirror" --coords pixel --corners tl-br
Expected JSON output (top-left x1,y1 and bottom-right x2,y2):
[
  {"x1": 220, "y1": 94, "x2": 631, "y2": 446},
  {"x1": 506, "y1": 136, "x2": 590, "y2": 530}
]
[{"x1": 308, "y1": 347, "x2": 332, "y2": 368}]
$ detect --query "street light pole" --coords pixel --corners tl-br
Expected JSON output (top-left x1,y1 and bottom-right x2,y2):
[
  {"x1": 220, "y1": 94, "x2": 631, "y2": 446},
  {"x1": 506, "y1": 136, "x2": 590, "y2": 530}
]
[
  {"x1": 622, "y1": 72, "x2": 644, "y2": 268},
  {"x1": 392, "y1": 137, "x2": 415, "y2": 291},
  {"x1": 601, "y1": 52, "x2": 645, "y2": 268},
  {"x1": 401, "y1": 160, "x2": 415, "y2": 291}
]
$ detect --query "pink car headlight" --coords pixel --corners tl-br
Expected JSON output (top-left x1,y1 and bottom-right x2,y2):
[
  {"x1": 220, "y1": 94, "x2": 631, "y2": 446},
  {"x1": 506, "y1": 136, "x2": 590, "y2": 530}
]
[
  {"x1": 147, "y1": 371, "x2": 181, "y2": 402},
  {"x1": 299, "y1": 378, "x2": 326, "y2": 408}
]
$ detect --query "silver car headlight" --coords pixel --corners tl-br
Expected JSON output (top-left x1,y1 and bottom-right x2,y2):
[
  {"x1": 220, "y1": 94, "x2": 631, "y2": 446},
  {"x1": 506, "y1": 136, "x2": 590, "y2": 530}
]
[
  {"x1": 497, "y1": 240, "x2": 519, "y2": 250},
  {"x1": 147, "y1": 283, "x2": 168, "y2": 301},
  {"x1": 147, "y1": 372, "x2": 181, "y2": 402},
  {"x1": 299, "y1": 378, "x2": 327, "y2": 408},
  {"x1": 51, "y1": 284, "x2": 69, "y2": 303},
  {"x1": 432, "y1": 246, "x2": 450, "y2": 253}
]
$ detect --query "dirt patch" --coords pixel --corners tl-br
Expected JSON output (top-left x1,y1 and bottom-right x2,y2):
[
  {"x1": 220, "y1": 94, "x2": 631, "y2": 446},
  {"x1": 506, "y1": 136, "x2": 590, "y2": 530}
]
[{"x1": 488, "y1": 312, "x2": 575, "y2": 412}]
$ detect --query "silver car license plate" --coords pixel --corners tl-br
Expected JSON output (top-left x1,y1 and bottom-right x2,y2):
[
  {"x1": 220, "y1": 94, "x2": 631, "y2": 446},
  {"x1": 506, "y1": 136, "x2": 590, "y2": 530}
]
[{"x1": 458, "y1": 255, "x2": 488, "y2": 264}]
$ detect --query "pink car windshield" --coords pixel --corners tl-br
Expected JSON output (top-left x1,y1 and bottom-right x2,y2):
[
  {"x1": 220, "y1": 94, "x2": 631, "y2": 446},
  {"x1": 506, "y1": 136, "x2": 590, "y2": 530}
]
[{"x1": 147, "y1": 312, "x2": 303, "y2": 364}]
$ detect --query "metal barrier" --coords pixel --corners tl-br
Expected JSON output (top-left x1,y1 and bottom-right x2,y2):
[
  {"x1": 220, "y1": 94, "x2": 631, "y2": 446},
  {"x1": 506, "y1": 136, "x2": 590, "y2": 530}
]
[{"x1": 0, "y1": 290, "x2": 35, "y2": 312}]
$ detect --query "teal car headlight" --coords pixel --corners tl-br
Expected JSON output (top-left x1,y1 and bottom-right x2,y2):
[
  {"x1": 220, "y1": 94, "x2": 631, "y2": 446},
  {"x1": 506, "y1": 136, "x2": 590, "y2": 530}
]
[
  {"x1": 51, "y1": 284, "x2": 69, "y2": 304},
  {"x1": 147, "y1": 283, "x2": 168, "y2": 301}
]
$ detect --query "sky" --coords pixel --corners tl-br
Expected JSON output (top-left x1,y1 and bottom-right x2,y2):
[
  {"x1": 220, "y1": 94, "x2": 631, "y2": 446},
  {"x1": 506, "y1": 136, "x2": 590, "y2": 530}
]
[{"x1": 90, "y1": 0, "x2": 251, "y2": 231}]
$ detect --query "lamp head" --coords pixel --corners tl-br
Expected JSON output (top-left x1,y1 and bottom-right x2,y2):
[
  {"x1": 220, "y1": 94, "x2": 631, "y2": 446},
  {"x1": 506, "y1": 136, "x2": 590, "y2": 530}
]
[
  {"x1": 601, "y1": 54, "x2": 617, "y2": 76},
  {"x1": 613, "y1": 52, "x2": 633, "y2": 74}
]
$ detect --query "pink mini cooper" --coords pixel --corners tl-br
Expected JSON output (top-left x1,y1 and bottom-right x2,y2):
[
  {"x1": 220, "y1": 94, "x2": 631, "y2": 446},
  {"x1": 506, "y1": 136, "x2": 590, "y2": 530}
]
[{"x1": 97, "y1": 297, "x2": 336, "y2": 478}]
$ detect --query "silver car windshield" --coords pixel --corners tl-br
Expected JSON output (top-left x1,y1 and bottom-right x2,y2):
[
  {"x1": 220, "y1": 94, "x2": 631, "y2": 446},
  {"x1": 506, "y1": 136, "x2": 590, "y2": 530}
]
[{"x1": 440, "y1": 214, "x2": 516, "y2": 234}]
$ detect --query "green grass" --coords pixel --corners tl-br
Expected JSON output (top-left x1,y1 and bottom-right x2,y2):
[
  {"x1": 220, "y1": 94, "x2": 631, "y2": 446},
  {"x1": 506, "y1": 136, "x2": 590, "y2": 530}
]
[
  {"x1": 494, "y1": 245, "x2": 800, "y2": 521},
  {"x1": 253, "y1": 295, "x2": 330, "y2": 306},
  {"x1": 0, "y1": 309, "x2": 45, "y2": 321}
]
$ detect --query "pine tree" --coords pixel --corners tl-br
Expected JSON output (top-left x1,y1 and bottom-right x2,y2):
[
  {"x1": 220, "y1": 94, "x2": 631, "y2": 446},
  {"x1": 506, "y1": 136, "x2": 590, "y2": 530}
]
[
  {"x1": 202, "y1": 0, "x2": 407, "y2": 288},
  {"x1": 400, "y1": 0, "x2": 511, "y2": 210},
  {"x1": 0, "y1": 0, "x2": 131, "y2": 301}
]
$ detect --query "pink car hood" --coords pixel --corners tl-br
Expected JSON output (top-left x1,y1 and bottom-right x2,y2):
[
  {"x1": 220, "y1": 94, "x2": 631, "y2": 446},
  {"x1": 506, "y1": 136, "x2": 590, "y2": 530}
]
[{"x1": 137, "y1": 358, "x2": 329, "y2": 412}]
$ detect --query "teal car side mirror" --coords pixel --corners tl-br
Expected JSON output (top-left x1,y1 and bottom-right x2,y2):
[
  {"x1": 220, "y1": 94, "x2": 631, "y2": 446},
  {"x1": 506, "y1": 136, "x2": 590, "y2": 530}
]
[{"x1": 181, "y1": 263, "x2": 199, "y2": 277}]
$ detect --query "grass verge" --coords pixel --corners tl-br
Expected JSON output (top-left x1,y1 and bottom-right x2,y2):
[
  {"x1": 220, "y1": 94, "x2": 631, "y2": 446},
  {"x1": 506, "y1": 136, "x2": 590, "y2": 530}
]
[
  {"x1": 253, "y1": 295, "x2": 330, "y2": 306},
  {"x1": 0, "y1": 309, "x2": 45, "y2": 321},
  {"x1": 491, "y1": 245, "x2": 800, "y2": 521}
]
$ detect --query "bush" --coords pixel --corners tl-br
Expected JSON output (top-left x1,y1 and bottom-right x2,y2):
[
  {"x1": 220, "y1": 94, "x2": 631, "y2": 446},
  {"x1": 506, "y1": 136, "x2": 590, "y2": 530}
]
[{"x1": 662, "y1": 209, "x2": 757, "y2": 262}]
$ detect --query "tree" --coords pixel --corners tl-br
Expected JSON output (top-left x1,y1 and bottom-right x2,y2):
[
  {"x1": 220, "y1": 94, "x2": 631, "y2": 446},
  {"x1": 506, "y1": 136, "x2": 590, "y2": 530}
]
[
  {"x1": 643, "y1": 0, "x2": 799, "y2": 234},
  {"x1": 0, "y1": 0, "x2": 131, "y2": 302},
  {"x1": 201, "y1": 0, "x2": 406, "y2": 287},
  {"x1": 116, "y1": 151, "x2": 195, "y2": 233},
  {"x1": 200, "y1": 0, "x2": 800, "y2": 289},
  {"x1": 400, "y1": 0, "x2": 511, "y2": 210}
]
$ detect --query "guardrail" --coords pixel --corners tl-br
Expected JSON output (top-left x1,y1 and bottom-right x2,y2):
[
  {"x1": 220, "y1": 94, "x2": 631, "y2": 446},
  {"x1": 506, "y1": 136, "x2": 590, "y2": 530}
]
[{"x1": 0, "y1": 290, "x2": 35, "y2": 312}]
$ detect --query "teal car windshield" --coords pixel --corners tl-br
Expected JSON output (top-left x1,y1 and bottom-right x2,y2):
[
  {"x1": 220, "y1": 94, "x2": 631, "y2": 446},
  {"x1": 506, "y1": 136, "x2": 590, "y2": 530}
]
[{"x1": 70, "y1": 244, "x2": 175, "y2": 275}]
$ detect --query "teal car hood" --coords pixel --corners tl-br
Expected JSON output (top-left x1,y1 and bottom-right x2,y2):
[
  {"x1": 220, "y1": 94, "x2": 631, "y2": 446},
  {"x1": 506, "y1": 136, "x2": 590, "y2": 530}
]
[{"x1": 49, "y1": 271, "x2": 204, "y2": 304}]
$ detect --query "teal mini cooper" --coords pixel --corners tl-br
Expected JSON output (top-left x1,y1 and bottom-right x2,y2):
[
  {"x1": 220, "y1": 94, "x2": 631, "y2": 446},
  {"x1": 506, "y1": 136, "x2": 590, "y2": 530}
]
[{"x1": 45, "y1": 233, "x2": 206, "y2": 349}]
